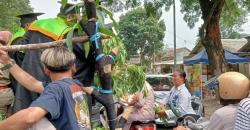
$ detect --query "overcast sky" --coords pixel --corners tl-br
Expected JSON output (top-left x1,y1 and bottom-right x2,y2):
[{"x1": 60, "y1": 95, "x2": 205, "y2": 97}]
[{"x1": 30, "y1": 0, "x2": 250, "y2": 50}]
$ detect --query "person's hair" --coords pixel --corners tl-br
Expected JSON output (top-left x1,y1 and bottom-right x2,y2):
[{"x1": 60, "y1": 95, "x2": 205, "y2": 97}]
[
  {"x1": 219, "y1": 98, "x2": 242, "y2": 106},
  {"x1": 174, "y1": 70, "x2": 186, "y2": 79},
  {"x1": 40, "y1": 47, "x2": 76, "y2": 72}
]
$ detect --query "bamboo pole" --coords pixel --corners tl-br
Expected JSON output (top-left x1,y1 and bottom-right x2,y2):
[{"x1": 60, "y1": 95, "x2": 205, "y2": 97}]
[{"x1": 1, "y1": 35, "x2": 110, "y2": 52}]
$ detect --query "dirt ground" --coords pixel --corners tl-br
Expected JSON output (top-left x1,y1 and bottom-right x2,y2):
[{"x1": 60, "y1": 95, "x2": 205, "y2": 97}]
[{"x1": 203, "y1": 96, "x2": 222, "y2": 120}]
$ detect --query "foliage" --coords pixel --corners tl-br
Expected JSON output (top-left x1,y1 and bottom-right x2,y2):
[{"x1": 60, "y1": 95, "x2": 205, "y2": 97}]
[
  {"x1": 221, "y1": 25, "x2": 249, "y2": 39},
  {"x1": 100, "y1": 0, "x2": 141, "y2": 12},
  {"x1": 103, "y1": 38, "x2": 127, "y2": 66},
  {"x1": 94, "y1": 64, "x2": 147, "y2": 99},
  {"x1": 118, "y1": 7, "x2": 166, "y2": 64},
  {"x1": 61, "y1": 0, "x2": 148, "y2": 99},
  {"x1": 66, "y1": 22, "x2": 80, "y2": 52},
  {"x1": 154, "y1": 104, "x2": 169, "y2": 125},
  {"x1": 158, "y1": 0, "x2": 249, "y2": 31},
  {"x1": 107, "y1": 0, "x2": 250, "y2": 39},
  {"x1": 0, "y1": 0, "x2": 32, "y2": 32},
  {"x1": 112, "y1": 64, "x2": 147, "y2": 99},
  {"x1": 220, "y1": 0, "x2": 249, "y2": 39},
  {"x1": 100, "y1": 0, "x2": 250, "y2": 41}
]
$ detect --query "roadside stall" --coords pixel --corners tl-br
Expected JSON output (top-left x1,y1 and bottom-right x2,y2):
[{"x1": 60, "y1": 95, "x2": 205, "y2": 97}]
[{"x1": 184, "y1": 49, "x2": 249, "y2": 99}]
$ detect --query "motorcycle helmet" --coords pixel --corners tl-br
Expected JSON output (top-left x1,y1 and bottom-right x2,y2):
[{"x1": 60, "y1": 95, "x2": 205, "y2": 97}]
[{"x1": 218, "y1": 72, "x2": 249, "y2": 100}]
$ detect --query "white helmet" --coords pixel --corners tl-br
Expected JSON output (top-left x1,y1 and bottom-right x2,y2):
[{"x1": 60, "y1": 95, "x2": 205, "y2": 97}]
[{"x1": 218, "y1": 72, "x2": 250, "y2": 100}]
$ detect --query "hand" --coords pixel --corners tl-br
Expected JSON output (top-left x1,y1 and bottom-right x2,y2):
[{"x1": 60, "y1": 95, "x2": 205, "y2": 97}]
[
  {"x1": 120, "y1": 96, "x2": 129, "y2": 104},
  {"x1": 0, "y1": 50, "x2": 11, "y2": 64},
  {"x1": 173, "y1": 126, "x2": 189, "y2": 130},
  {"x1": 122, "y1": 106, "x2": 134, "y2": 119},
  {"x1": 128, "y1": 93, "x2": 139, "y2": 106},
  {"x1": 157, "y1": 109, "x2": 167, "y2": 118},
  {"x1": 82, "y1": 87, "x2": 94, "y2": 94},
  {"x1": 156, "y1": 104, "x2": 167, "y2": 118},
  {"x1": 111, "y1": 47, "x2": 119, "y2": 56}
]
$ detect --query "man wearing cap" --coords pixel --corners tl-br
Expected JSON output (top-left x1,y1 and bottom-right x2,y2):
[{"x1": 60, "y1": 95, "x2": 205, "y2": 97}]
[
  {"x1": 9, "y1": 13, "x2": 43, "y2": 65},
  {"x1": 8, "y1": 13, "x2": 43, "y2": 95}
]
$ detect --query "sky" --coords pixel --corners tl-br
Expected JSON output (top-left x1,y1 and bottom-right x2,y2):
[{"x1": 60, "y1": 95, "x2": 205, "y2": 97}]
[{"x1": 30, "y1": 0, "x2": 250, "y2": 50}]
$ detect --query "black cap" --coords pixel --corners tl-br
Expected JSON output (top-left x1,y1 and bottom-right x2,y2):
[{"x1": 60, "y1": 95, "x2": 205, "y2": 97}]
[
  {"x1": 58, "y1": 2, "x2": 80, "y2": 16},
  {"x1": 17, "y1": 13, "x2": 44, "y2": 27}
]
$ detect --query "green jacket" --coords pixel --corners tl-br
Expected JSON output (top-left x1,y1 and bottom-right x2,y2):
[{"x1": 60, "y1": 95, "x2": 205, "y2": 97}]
[{"x1": 8, "y1": 27, "x2": 25, "y2": 45}]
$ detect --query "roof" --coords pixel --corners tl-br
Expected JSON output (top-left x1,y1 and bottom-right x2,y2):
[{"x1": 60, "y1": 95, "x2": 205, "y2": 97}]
[
  {"x1": 165, "y1": 47, "x2": 191, "y2": 57},
  {"x1": 222, "y1": 39, "x2": 248, "y2": 52},
  {"x1": 238, "y1": 36, "x2": 250, "y2": 52},
  {"x1": 154, "y1": 60, "x2": 183, "y2": 65},
  {"x1": 146, "y1": 73, "x2": 173, "y2": 78},
  {"x1": 126, "y1": 55, "x2": 141, "y2": 64},
  {"x1": 189, "y1": 38, "x2": 248, "y2": 56}
]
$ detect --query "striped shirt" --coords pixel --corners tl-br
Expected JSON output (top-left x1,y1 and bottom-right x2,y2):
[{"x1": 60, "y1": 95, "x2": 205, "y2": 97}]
[{"x1": 234, "y1": 98, "x2": 250, "y2": 130}]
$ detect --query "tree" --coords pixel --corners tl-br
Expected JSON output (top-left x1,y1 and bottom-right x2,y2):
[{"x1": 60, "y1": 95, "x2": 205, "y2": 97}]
[
  {"x1": 107, "y1": 0, "x2": 250, "y2": 75},
  {"x1": 0, "y1": 0, "x2": 32, "y2": 32},
  {"x1": 220, "y1": 0, "x2": 248, "y2": 39},
  {"x1": 118, "y1": 7, "x2": 166, "y2": 65},
  {"x1": 101, "y1": 0, "x2": 141, "y2": 12},
  {"x1": 160, "y1": 0, "x2": 250, "y2": 75}
]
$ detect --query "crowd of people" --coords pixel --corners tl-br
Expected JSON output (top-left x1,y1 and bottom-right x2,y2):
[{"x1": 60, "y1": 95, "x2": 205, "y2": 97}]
[{"x1": 0, "y1": 1, "x2": 250, "y2": 130}]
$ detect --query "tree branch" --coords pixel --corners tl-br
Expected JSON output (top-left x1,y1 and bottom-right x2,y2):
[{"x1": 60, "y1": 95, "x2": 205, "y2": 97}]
[
  {"x1": 0, "y1": 35, "x2": 110, "y2": 52},
  {"x1": 199, "y1": 0, "x2": 220, "y2": 40}
]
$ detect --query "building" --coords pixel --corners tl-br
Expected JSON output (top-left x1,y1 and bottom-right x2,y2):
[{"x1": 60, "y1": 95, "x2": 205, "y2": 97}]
[{"x1": 153, "y1": 47, "x2": 191, "y2": 73}]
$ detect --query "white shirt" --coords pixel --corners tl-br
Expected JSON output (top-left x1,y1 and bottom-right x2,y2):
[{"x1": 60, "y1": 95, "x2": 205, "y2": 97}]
[
  {"x1": 184, "y1": 105, "x2": 237, "y2": 130},
  {"x1": 205, "y1": 105, "x2": 237, "y2": 130},
  {"x1": 166, "y1": 84, "x2": 195, "y2": 118}
]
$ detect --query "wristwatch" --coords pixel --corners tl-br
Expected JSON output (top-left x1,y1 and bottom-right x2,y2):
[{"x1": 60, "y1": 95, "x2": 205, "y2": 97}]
[{"x1": 1, "y1": 59, "x2": 16, "y2": 70}]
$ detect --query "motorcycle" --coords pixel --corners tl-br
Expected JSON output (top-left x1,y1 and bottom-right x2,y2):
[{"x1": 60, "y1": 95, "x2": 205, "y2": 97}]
[
  {"x1": 98, "y1": 102, "x2": 156, "y2": 130},
  {"x1": 154, "y1": 95, "x2": 205, "y2": 129}
]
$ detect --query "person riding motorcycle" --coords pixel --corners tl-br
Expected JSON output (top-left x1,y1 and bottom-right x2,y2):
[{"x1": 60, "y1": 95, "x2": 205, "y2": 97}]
[{"x1": 174, "y1": 72, "x2": 250, "y2": 130}]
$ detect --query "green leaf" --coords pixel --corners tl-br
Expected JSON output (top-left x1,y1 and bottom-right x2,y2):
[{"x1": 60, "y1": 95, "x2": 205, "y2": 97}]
[
  {"x1": 96, "y1": 9, "x2": 105, "y2": 26},
  {"x1": 66, "y1": 30, "x2": 74, "y2": 52},
  {"x1": 66, "y1": 22, "x2": 79, "y2": 52},
  {"x1": 100, "y1": 27, "x2": 115, "y2": 37},
  {"x1": 84, "y1": 42, "x2": 90, "y2": 58},
  {"x1": 61, "y1": 0, "x2": 68, "y2": 8},
  {"x1": 98, "y1": 5, "x2": 119, "y2": 32}
]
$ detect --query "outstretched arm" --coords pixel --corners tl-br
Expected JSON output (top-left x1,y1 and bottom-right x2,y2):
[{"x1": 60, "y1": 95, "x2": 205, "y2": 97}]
[
  {"x1": 0, "y1": 50, "x2": 44, "y2": 93},
  {"x1": 0, "y1": 107, "x2": 47, "y2": 130}
]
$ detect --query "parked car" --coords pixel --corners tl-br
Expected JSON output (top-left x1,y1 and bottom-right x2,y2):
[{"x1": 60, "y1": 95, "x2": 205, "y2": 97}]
[{"x1": 146, "y1": 74, "x2": 173, "y2": 90}]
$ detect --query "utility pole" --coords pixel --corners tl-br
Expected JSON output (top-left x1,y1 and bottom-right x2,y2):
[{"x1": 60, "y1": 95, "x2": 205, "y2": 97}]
[{"x1": 173, "y1": 0, "x2": 177, "y2": 69}]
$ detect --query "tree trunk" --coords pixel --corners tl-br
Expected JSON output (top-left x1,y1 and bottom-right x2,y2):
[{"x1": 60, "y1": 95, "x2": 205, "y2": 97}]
[
  {"x1": 199, "y1": 0, "x2": 227, "y2": 99},
  {"x1": 203, "y1": 17, "x2": 227, "y2": 75},
  {"x1": 199, "y1": 0, "x2": 227, "y2": 76}
]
